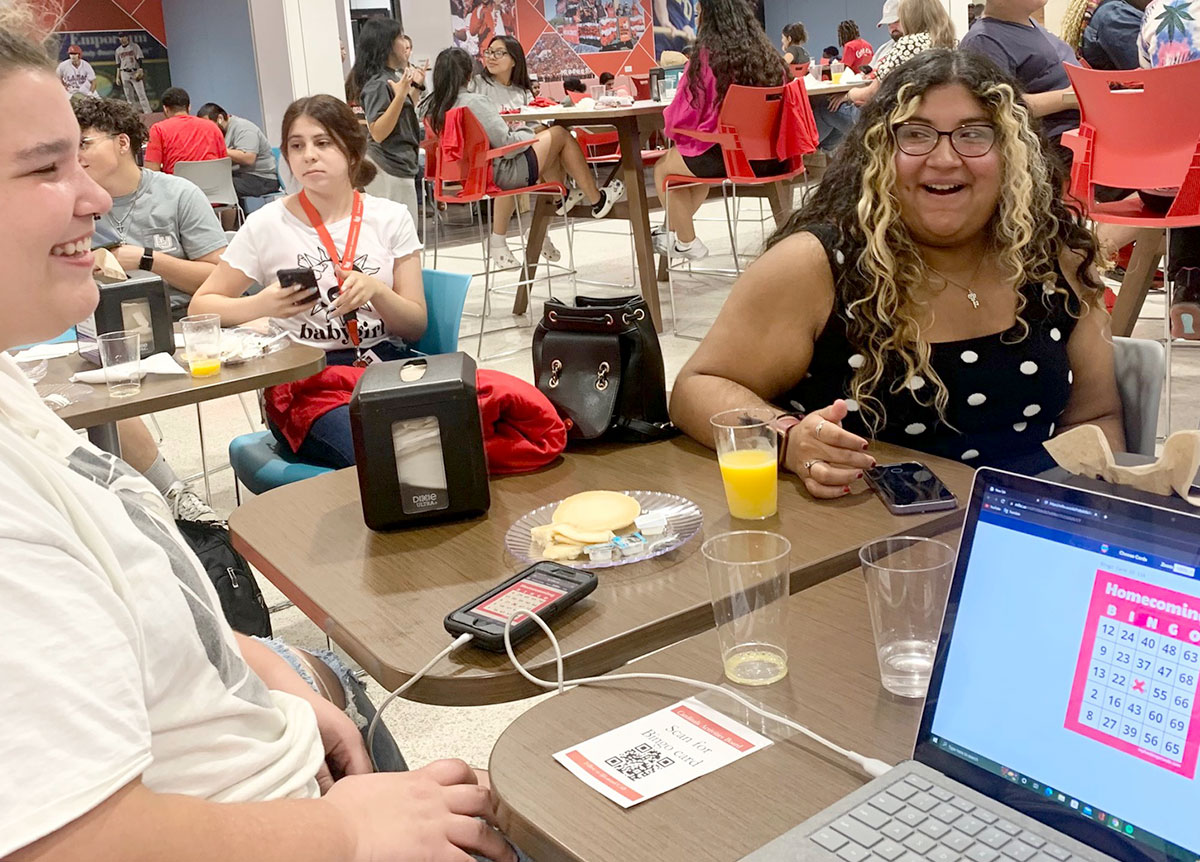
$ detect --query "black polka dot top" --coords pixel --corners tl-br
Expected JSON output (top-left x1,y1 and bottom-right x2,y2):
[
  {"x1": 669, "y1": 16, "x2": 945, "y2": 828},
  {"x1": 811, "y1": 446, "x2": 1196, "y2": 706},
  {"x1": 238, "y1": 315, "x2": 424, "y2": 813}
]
[{"x1": 778, "y1": 225, "x2": 1080, "y2": 475}]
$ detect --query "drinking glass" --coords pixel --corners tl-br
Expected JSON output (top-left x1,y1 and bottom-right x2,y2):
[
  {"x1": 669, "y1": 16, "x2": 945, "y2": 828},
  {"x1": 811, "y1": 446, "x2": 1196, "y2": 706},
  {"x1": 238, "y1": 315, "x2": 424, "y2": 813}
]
[
  {"x1": 181, "y1": 313, "x2": 223, "y2": 378},
  {"x1": 98, "y1": 330, "x2": 141, "y2": 398},
  {"x1": 710, "y1": 408, "x2": 778, "y2": 519},
  {"x1": 703, "y1": 531, "x2": 791, "y2": 686},
  {"x1": 831, "y1": 60, "x2": 846, "y2": 83},
  {"x1": 859, "y1": 536, "x2": 956, "y2": 698}
]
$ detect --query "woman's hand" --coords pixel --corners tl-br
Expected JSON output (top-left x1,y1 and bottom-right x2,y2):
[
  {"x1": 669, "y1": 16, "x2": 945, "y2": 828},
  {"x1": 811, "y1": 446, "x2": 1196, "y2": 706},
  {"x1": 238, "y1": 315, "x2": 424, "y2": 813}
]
[
  {"x1": 256, "y1": 281, "x2": 319, "y2": 319},
  {"x1": 330, "y1": 268, "x2": 387, "y2": 316},
  {"x1": 309, "y1": 696, "x2": 373, "y2": 793},
  {"x1": 783, "y1": 401, "x2": 877, "y2": 499},
  {"x1": 387, "y1": 67, "x2": 415, "y2": 101}
]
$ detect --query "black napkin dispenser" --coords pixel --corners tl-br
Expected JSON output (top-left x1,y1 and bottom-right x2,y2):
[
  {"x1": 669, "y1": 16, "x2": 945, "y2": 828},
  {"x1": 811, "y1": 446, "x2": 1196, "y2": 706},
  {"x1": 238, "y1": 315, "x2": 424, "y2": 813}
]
[
  {"x1": 77, "y1": 269, "x2": 175, "y2": 365},
  {"x1": 349, "y1": 352, "x2": 491, "y2": 530}
]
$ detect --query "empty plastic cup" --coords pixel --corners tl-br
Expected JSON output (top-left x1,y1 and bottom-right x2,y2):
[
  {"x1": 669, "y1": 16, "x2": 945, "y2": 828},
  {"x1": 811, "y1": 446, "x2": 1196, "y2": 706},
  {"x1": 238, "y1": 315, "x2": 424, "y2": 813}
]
[
  {"x1": 859, "y1": 536, "x2": 956, "y2": 698},
  {"x1": 97, "y1": 330, "x2": 141, "y2": 398},
  {"x1": 703, "y1": 531, "x2": 791, "y2": 686}
]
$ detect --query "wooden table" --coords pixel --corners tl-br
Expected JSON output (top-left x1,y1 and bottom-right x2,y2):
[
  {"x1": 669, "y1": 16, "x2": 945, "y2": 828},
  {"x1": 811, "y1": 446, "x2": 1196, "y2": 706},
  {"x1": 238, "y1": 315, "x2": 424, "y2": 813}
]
[
  {"x1": 44, "y1": 341, "x2": 326, "y2": 454},
  {"x1": 490, "y1": 548, "x2": 950, "y2": 862},
  {"x1": 509, "y1": 101, "x2": 669, "y2": 329},
  {"x1": 229, "y1": 436, "x2": 974, "y2": 706}
]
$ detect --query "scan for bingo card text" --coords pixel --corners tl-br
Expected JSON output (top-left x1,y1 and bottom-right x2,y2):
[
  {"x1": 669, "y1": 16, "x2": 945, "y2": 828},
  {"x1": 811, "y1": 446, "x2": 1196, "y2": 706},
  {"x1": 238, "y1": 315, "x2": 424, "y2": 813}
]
[{"x1": 1066, "y1": 572, "x2": 1200, "y2": 778}]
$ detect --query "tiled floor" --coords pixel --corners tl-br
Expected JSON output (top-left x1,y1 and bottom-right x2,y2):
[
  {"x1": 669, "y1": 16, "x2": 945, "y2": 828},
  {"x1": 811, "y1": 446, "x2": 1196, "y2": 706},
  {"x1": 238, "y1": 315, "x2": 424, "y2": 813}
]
[{"x1": 146, "y1": 196, "x2": 1199, "y2": 771}]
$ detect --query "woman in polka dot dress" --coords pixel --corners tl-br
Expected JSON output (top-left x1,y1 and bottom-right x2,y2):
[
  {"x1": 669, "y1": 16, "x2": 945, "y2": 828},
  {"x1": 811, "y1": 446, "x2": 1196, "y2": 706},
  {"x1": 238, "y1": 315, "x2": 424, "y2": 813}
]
[{"x1": 670, "y1": 50, "x2": 1125, "y2": 499}]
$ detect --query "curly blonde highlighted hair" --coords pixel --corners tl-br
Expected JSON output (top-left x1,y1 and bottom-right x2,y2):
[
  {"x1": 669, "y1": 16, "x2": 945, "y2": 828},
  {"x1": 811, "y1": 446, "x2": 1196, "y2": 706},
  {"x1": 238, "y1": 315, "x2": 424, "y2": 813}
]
[
  {"x1": 0, "y1": 0, "x2": 56, "y2": 75},
  {"x1": 769, "y1": 49, "x2": 1102, "y2": 432}
]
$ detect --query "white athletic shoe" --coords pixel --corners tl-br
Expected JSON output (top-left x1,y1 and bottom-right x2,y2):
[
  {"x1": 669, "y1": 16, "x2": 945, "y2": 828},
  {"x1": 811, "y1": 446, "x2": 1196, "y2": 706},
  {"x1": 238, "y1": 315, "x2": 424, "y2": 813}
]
[
  {"x1": 165, "y1": 482, "x2": 221, "y2": 523},
  {"x1": 652, "y1": 230, "x2": 709, "y2": 261}
]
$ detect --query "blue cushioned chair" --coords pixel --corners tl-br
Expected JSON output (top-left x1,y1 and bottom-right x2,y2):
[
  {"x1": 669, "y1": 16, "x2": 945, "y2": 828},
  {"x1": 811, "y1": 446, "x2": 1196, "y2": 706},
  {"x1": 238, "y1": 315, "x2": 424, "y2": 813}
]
[
  {"x1": 229, "y1": 268, "x2": 471, "y2": 500},
  {"x1": 242, "y1": 147, "x2": 287, "y2": 216}
]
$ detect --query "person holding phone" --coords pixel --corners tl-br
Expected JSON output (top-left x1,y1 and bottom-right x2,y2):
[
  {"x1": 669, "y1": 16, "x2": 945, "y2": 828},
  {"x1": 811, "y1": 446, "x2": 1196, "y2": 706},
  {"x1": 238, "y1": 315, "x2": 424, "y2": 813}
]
[
  {"x1": 670, "y1": 50, "x2": 1125, "y2": 497},
  {"x1": 346, "y1": 18, "x2": 424, "y2": 223},
  {"x1": 189, "y1": 94, "x2": 426, "y2": 469}
]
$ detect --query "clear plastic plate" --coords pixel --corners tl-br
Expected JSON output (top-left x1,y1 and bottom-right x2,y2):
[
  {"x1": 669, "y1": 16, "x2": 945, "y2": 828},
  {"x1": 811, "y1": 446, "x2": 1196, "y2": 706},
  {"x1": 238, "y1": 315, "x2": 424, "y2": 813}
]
[{"x1": 505, "y1": 490, "x2": 703, "y2": 569}]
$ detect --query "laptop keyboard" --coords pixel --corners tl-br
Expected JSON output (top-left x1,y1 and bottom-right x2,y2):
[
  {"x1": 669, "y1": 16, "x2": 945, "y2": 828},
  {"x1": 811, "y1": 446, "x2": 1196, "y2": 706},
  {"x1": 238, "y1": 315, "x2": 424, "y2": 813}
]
[{"x1": 809, "y1": 775, "x2": 1079, "y2": 862}]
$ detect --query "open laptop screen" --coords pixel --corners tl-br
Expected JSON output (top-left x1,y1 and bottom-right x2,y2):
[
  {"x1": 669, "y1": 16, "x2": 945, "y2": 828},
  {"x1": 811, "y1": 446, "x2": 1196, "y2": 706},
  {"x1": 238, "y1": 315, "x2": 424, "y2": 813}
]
[{"x1": 917, "y1": 469, "x2": 1200, "y2": 862}]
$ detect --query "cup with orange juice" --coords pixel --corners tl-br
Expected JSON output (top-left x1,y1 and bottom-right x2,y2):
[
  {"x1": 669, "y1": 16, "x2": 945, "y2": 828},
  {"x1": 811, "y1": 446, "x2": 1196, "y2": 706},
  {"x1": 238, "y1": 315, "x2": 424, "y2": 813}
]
[
  {"x1": 710, "y1": 408, "x2": 779, "y2": 519},
  {"x1": 181, "y1": 313, "x2": 223, "y2": 378},
  {"x1": 831, "y1": 60, "x2": 845, "y2": 84}
]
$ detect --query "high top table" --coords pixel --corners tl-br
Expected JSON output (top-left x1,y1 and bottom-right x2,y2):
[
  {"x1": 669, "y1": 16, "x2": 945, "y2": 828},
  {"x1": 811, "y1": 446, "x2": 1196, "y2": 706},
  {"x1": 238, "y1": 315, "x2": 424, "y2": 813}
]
[
  {"x1": 506, "y1": 80, "x2": 868, "y2": 332},
  {"x1": 229, "y1": 436, "x2": 973, "y2": 706}
]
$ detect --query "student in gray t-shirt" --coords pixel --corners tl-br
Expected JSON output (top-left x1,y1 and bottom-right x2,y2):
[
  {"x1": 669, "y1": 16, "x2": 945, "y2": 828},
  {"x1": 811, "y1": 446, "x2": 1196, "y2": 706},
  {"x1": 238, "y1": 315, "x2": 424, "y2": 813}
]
[
  {"x1": 75, "y1": 98, "x2": 228, "y2": 318},
  {"x1": 197, "y1": 103, "x2": 281, "y2": 205},
  {"x1": 347, "y1": 18, "x2": 423, "y2": 222}
]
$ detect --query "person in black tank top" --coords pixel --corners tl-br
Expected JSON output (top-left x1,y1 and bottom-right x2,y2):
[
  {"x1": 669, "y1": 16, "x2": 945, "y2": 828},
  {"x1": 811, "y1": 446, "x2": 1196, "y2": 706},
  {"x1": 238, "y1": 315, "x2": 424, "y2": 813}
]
[{"x1": 670, "y1": 49, "x2": 1125, "y2": 500}]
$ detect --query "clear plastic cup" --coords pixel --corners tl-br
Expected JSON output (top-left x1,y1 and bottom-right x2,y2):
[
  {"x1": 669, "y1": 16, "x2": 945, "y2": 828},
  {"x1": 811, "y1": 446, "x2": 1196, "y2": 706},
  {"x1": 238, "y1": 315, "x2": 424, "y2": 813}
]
[
  {"x1": 859, "y1": 536, "x2": 957, "y2": 698},
  {"x1": 591, "y1": 84, "x2": 606, "y2": 100},
  {"x1": 98, "y1": 330, "x2": 141, "y2": 398},
  {"x1": 703, "y1": 531, "x2": 791, "y2": 686},
  {"x1": 181, "y1": 313, "x2": 222, "y2": 378},
  {"x1": 710, "y1": 408, "x2": 778, "y2": 520},
  {"x1": 831, "y1": 60, "x2": 846, "y2": 83}
]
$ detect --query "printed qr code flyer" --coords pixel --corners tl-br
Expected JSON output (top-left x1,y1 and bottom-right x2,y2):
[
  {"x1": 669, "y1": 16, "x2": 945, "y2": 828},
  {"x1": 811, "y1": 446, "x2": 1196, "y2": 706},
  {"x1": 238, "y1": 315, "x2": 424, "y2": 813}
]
[
  {"x1": 1065, "y1": 571, "x2": 1200, "y2": 778},
  {"x1": 552, "y1": 697, "x2": 772, "y2": 808}
]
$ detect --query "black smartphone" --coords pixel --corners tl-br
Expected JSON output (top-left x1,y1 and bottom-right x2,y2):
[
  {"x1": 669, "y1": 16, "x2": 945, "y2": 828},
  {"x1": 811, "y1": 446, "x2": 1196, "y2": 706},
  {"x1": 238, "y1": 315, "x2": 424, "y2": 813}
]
[
  {"x1": 276, "y1": 267, "x2": 320, "y2": 302},
  {"x1": 444, "y1": 562, "x2": 598, "y2": 651},
  {"x1": 864, "y1": 462, "x2": 957, "y2": 515}
]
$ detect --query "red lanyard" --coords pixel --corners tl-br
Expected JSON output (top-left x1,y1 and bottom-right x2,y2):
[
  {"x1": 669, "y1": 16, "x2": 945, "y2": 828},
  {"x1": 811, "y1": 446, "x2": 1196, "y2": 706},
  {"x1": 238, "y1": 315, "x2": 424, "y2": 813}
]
[
  {"x1": 298, "y1": 189, "x2": 363, "y2": 281},
  {"x1": 298, "y1": 189, "x2": 365, "y2": 352}
]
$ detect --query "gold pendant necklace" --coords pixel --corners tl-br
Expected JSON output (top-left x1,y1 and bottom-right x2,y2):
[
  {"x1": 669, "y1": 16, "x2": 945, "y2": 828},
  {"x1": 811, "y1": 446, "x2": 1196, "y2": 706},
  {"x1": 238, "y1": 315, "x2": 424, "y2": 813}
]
[{"x1": 927, "y1": 255, "x2": 986, "y2": 310}]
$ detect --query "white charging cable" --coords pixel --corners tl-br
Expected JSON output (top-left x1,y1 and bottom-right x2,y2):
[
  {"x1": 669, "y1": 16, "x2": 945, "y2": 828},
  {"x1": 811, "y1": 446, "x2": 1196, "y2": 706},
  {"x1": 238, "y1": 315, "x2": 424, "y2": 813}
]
[
  {"x1": 364, "y1": 613, "x2": 891, "y2": 778},
  {"x1": 366, "y1": 632, "x2": 473, "y2": 765}
]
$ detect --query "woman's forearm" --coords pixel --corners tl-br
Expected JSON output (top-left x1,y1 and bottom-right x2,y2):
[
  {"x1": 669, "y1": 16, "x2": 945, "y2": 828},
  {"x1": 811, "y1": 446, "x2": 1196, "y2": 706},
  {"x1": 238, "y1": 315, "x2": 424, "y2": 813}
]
[{"x1": 669, "y1": 371, "x2": 779, "y2": 450}]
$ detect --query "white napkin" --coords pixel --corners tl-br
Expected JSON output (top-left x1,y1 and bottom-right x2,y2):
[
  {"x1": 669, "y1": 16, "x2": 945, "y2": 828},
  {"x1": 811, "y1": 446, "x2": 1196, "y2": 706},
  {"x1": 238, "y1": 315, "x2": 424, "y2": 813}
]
[
  {"x1": 841, "y1": 71, "x2": 863, "y2": 83},
  {"x1": 69, "y1": 352, "x2": 187, "y2": 383},
  {"x1": 13, "y1": 341, "x2": 78, "y2": 361}
]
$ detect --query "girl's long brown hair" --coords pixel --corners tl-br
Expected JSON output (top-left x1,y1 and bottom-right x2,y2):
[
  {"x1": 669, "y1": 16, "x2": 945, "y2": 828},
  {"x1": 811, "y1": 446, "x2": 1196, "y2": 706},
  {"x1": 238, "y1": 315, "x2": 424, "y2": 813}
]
[{"x1": 684, "y1": 0, "x2": 789, "y2": 113}]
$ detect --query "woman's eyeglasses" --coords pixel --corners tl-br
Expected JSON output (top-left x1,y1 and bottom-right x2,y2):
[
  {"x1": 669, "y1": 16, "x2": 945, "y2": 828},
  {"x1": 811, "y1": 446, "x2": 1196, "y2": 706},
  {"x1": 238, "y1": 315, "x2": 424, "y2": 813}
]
[
  {"x1": 482, "y1": 50, "x2": 509, "y2": 59},
  {"x1": 893, "y1": 123, "x2": 996, "y2": 158}
]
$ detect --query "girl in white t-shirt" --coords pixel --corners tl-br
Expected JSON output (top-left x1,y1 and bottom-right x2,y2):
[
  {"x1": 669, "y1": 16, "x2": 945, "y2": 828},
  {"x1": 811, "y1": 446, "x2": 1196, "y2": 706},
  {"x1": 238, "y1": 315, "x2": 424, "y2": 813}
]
[{"x1": 191, "y1": 94, "x2": 427, "y2": 468}]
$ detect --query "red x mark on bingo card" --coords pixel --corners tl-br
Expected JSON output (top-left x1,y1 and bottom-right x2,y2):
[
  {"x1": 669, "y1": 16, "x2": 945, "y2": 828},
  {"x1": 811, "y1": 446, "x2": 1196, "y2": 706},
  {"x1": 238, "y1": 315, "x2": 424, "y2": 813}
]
[{"x1": 1133, "y1": 680, "x2": 1146, "y2": 693}]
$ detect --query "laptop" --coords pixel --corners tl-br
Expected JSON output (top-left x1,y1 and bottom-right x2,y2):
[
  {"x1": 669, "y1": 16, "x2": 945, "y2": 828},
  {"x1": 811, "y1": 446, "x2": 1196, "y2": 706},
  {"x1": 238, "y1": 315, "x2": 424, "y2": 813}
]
[{"x1": 741, "y1": 467, "x2": 1200, "y2": 862}]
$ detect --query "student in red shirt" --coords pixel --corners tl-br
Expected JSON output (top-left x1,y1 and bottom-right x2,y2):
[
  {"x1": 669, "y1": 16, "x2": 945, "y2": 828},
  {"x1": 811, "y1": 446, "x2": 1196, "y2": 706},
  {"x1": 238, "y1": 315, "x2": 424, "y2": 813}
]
[
  {"x1": 838, "y1": 19, "x2": 875, "y2": 71},
  {"x1": 144, "y1": 86, "x2": 227, "y2": 174}
]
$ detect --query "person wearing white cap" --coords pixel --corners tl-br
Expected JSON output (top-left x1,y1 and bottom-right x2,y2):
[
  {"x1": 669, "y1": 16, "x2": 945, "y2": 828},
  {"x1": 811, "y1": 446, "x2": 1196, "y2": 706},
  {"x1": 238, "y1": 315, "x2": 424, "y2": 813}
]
[{"x1": 875, "y1": 0, "x2": 904, "y2": 64}]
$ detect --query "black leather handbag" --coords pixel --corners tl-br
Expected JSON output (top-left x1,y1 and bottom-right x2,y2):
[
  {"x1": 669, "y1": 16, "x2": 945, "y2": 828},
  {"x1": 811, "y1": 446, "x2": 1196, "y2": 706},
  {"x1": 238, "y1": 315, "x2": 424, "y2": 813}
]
[{"x1": 532, "y1": 295, "x2": 677, "y2": 442}]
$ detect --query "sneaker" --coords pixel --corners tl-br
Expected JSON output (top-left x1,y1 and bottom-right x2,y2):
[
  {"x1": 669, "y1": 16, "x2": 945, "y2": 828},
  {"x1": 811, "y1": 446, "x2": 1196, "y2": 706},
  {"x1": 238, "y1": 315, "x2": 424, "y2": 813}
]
[
  {"x1": 488, "y1": 236, "x2": 519, "y2": 269},
  {"x1": 653, "y1": 231, "x2": 709, "y2": 260},
  {"x1": 591, "y1": 179, "x2": 626, "y2": 218},
  {"x1": 165, "y1": 482, "x2": 221, "y2": 523},
  {"x1": 556, "y1": 188, "x2": 588, "y2": 215},
  {"x1": 526, "y1": 230, "x2": 562, "y2": 262}
]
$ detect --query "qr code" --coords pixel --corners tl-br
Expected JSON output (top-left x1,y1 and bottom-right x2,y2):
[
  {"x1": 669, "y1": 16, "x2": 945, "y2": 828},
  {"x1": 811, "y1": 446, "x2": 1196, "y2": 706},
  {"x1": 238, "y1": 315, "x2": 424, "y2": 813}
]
[{"x1": 604, "y1": 743, "x2": 674, "y2": 781}]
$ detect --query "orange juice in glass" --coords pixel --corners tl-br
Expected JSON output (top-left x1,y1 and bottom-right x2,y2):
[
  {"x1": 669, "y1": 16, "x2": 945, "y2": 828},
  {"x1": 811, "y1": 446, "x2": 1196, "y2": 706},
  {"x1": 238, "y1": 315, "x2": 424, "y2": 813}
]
[
  {"x1": 711, "y1": 408, "x2": 779, "y2": 519},
  {"x1": 181, "y1": 313, "x2": 223, "y2": 378}
]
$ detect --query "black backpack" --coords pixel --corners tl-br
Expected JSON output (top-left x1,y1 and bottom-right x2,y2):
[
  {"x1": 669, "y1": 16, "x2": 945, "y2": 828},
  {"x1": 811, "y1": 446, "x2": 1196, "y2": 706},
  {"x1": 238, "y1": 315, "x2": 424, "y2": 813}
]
[{"x1": 175, "y1": 519, "x2": 273, "y2": 638}]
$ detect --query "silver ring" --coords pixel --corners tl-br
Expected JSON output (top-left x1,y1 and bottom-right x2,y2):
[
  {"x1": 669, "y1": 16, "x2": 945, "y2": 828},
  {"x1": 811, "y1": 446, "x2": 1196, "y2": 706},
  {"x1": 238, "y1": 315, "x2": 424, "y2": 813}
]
[
  {"x1": 815, "y1": 419, "x2": 827, "y2": 440},
  {"x1": 803, "y1": 459, "x2": 824, "y2": 475}
]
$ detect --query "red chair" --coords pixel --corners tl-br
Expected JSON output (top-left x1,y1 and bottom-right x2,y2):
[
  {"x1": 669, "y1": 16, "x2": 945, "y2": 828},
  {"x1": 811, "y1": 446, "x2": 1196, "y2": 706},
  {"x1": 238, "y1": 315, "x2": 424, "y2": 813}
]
[
  {"x1": 790, "y1": 62, "x2": 811, "y2": 79},
  {"x1": 428, "y1": 109, "x2": 573, "y2": 357},
  {"x1": 661, "y1": 81, "x2": 818, "y2": 333},
  {"x1": 1062, "y1": 60, "x2": 1200, "y2": 431}
]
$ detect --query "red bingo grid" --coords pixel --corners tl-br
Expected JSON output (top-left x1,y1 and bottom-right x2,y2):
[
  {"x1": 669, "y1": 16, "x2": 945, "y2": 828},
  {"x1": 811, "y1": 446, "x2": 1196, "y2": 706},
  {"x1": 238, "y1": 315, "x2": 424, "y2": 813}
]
[{"x1": 1066, "y1": 572, "x2": 1200, "y2": 778}]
